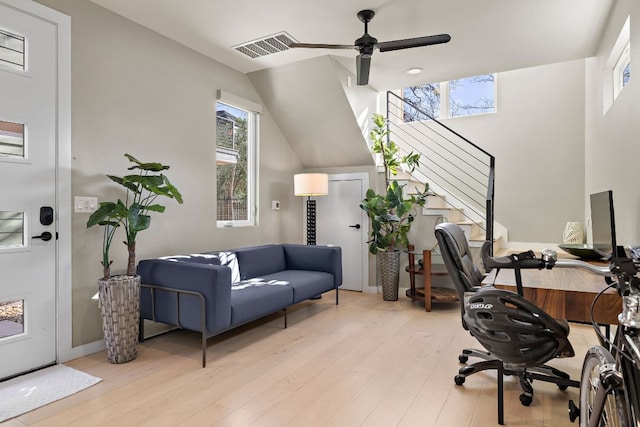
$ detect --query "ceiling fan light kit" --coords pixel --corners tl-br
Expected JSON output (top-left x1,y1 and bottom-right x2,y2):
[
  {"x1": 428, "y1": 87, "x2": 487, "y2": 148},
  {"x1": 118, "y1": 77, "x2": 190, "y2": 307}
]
[{"x1": 289, "y1": 9, "x2": 451, "y2": 85}]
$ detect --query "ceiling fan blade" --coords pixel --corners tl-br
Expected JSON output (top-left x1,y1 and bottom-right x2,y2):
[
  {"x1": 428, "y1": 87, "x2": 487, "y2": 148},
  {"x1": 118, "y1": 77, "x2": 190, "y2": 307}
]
[
  {"x1": 288, "y1": 42, "x2": 355, "y2": 50},
  {"x1": 378, "y1": 34, "x2": 451, "y2": 52},
  {"x1": 356, "y1": 54, "x2": 371, "y2": 86}
]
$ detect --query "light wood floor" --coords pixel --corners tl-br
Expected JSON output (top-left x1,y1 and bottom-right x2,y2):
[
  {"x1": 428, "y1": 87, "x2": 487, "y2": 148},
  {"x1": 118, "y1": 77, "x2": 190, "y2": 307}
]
[{"x1": 3, "y1": 290, "x2": 595, "y2": 427}]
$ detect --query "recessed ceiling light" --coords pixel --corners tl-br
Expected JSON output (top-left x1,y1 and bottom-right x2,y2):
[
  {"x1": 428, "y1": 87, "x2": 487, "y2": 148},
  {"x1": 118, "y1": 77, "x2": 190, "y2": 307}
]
[{"x1": 406, "y1": 67, "x2": 423, "y2": 75}]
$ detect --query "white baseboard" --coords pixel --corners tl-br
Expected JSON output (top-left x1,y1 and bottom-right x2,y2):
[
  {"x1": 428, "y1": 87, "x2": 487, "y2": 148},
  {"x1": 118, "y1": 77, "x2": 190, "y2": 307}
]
[{"x1": 60, "y1": 340, "x2": 105, "y2": 363}]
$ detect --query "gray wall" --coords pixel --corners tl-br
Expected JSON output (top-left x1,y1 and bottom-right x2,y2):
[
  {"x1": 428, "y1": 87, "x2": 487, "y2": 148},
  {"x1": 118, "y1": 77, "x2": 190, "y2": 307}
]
[
  {"x1": 37, "y1": 0, "x2": 304, "y2": 346},
  {"x1": 585, "y1": 0, "x2": 640, "y2": 247}
]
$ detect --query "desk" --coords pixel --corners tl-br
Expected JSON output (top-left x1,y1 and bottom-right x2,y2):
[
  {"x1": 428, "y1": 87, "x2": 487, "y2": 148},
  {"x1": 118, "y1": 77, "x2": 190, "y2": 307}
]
[
  {"x1": 482, "y1": 266, "x2": 621, "y2": 325},
  {"x1": 405, "y1": 245, "x2": 457, "y2": 311}
]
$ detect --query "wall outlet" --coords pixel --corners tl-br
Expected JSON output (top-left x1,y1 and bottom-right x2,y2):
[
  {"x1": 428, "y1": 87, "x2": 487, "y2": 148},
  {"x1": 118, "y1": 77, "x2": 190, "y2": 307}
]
[
  {"x1": 272, "y1": 200, "x2": 280, "y2": 210},
  {"x1": 74, "y1": 196, "x2": 98, "y2": 213}
]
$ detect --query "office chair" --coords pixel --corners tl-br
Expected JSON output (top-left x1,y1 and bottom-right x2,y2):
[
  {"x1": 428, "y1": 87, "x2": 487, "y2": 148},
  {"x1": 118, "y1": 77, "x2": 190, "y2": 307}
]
[
  {"x1": 464, "y1": 286, "x2": 578, "y2": 424},
  {"x1": 435, "y1": 222, "x2": 579, "y2": 424},
  {"x1": 433, "y1": 223, "x2": 496, "y2": 368}
]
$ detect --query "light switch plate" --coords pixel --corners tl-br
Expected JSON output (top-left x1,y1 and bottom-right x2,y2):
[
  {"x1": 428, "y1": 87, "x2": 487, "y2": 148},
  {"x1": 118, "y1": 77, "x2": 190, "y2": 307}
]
[{"x1": 75, "y1": 196, "x2": 98, "y2": 213}]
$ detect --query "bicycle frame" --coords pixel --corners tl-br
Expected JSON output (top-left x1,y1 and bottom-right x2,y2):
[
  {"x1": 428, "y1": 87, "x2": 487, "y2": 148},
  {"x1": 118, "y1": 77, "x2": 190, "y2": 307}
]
[{"x1": 581, "y1": 256, "x2": 640, "y2": 427}]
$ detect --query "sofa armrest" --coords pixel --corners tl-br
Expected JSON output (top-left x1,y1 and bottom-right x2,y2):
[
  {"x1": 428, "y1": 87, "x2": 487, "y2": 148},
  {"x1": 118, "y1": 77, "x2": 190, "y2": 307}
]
[
  {"x1": 282, "y1": 244, "x2": 343, "y2": 287},
  {"x1": 137, "y1": 259, "x2": 232, "y2": 333}
]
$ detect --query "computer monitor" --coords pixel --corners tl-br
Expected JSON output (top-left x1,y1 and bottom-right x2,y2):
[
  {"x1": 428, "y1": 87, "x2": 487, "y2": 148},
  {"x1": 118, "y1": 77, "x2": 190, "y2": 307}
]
[{"x1": 590, "y1": 190, "x2": 617, "y2": 258}]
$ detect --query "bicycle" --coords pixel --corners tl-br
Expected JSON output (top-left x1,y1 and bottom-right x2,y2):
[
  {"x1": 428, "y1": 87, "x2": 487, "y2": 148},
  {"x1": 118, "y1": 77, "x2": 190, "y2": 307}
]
[
  {"x1": 482, "y1": 244, "x2": 639, "y2": 426},
  {"x1": 551, "y1": 250, "x2": 640, "y2": 427}
]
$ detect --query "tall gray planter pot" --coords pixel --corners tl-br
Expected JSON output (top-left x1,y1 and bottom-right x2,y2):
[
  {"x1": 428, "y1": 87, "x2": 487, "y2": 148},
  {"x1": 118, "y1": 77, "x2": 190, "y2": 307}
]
[
  {"x1": 98, "y1": 275, "x2": 140, "y2": 364},
  {"x1": 378, "y1": 250, "x2": 400, "y2": 301}
]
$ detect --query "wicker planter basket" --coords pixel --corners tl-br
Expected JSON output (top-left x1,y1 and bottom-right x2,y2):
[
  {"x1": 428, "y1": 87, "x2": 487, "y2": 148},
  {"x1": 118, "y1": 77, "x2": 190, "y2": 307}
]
[
  {"x1": 98, "y1": 275, "x2": 140, "y2": 364},
  {"x1": 378, "y1": 250, "x2": 400, "y2": 301}
]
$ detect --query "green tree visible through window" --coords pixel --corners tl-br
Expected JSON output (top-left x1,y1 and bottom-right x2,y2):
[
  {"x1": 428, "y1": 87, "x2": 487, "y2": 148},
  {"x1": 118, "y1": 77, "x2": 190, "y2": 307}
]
[{"x1": 216, "y1": 103, "x2": 249, "y2": 222}]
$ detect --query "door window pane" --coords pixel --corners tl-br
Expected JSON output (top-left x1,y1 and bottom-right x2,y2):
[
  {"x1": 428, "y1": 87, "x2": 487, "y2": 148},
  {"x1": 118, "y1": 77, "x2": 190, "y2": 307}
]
[
  {"x1": 0, "y1": 300, "x2": 24, "y2": 339},
  {"x1": 0, "y1": 211, "x2": 24, "y2": 248},
  {"x1": 0, "y1": 120, "x2": 25, "y2": 158},
  {"x1": 0, "y1": 29, "x2": 25, "y2": 71}
]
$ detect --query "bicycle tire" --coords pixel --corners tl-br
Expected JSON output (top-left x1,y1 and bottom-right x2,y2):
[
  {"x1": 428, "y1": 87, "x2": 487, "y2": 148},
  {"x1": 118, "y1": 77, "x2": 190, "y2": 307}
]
[{"x1": 580, "y1": 345, "x2": 628, "y2": 427}]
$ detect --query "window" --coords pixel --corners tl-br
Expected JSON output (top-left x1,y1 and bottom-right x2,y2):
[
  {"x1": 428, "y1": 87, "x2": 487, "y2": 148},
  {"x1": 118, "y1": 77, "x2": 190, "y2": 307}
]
[
  {"x1": 0, "y1": 211, "x2": 24, "y2": 249},
  {"x1": 0, "y1": 29, "x2": 25, "y2": 71},
  {"x1": 0, "y1": 120, "x2": 25, "y2": 158},
  {"x1": 604, "y1": 16, "x2": 631, "y2": 113},
  {"x1": 403, "y1": 74, "x2": 496, "y2": 122},
  {"x1": 215, "y1": 92, "x2": 260, "y2": 227},
  {"x1": 613, "y1": 41, "x2": 631, "y2": 100}
]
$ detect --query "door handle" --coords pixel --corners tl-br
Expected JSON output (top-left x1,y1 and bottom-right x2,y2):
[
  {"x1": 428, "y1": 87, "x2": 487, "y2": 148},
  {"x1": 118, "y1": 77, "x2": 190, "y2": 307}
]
[
  {"x1": 349, "y1": 224, "x2": 361, "y2": 229},
  {"x1": 32, "y1": 231, "x2": 53, "y2": 241}
]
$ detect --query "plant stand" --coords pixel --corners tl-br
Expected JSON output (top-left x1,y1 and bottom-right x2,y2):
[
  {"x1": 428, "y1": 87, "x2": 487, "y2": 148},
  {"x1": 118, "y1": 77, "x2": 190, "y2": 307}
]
[
  {"x1": 378, "y1": 251, "x2": 400, "y2": 301},
  {"x1": 405, "y1": 245, "x2": 456, "y2": 311},
  {"x1": 98, "y1": 275, "x2": 140, "y2": 363}
]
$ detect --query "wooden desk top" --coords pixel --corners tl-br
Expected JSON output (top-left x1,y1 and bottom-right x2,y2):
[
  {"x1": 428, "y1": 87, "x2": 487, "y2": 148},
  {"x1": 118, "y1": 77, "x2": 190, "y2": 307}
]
[
  {"x1": 482, "y1": 266, "x2": 620, "y2": 325},
  {"x1": 482, "y1": 265, "x2": 614, "y2": 295}
]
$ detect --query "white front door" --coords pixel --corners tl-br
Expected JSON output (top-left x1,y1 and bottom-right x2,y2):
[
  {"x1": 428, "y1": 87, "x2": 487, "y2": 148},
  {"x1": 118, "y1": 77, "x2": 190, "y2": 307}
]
[
  {"x1": 315, "y1": 173, "x2": 369, "y2": 292},
  {"x1": 0, "y1": 3, "x2": 58, "y2": 380}
]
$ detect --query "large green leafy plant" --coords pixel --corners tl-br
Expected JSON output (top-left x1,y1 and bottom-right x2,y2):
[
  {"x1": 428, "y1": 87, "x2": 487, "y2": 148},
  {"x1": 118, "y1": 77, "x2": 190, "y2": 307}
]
[
  {"x1": 360, "y1": 114, "x2": 429, "y2": 254},
  {"x1": 87, "y1": 154, "x2": 183, "y2": 279}
]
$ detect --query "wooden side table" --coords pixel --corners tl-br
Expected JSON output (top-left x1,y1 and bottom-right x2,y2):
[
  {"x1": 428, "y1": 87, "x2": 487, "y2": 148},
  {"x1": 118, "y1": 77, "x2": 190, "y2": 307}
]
[{"x1": 405, "y1": 244, "x2": 457, "y2": 311}]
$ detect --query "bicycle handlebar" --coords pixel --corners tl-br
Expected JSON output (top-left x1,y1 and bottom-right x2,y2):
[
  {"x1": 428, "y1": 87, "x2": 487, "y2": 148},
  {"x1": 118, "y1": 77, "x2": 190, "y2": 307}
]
[{"x1": 553, "y1": 259, "x2": 613, "y2": 276}]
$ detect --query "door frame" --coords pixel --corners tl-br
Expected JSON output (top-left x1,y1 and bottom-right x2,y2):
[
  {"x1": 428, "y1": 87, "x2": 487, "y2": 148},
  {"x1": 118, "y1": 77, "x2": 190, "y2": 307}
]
[
  {"x1": 327, "y1": 172, "x2": 375, "y2": 294},
  {"x1": 1, "y1": 0, "x2": 72, "y2": 363}
]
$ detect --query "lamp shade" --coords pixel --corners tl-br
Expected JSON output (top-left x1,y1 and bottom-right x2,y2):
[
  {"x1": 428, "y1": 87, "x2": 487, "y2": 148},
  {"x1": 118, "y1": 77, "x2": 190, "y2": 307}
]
[{"x1": 294, "y1": 173, "x2": 329, "y2": 196}]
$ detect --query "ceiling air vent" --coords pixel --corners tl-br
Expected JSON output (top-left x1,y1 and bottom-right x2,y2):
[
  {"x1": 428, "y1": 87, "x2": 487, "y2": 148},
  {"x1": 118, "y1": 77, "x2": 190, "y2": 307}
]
[{"x1": 233, "y1": 32, "x2": 297, "y2": 59}]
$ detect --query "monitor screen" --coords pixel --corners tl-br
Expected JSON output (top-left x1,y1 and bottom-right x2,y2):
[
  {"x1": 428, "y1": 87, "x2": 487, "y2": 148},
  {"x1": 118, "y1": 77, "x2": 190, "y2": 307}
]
[{"x1": 590, "y1": 190, "x2": 617, "y2": 258}]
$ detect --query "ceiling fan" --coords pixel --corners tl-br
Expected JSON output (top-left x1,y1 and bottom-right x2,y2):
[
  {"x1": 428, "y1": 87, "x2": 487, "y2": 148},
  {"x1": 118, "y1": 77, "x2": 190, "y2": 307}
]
[{"x1": 289, "y1": 9, "x2": 451, "y2": 86}]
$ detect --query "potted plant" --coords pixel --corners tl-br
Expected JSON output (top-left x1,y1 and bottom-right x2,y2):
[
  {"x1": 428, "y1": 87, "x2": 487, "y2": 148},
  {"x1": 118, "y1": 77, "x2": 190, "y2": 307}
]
[
  {"x1": 360, "y1": 114, "x2": 429, "y2": 300},
  {"x1": 87, "y1": 154, "x2": 183, "y2": 363}
]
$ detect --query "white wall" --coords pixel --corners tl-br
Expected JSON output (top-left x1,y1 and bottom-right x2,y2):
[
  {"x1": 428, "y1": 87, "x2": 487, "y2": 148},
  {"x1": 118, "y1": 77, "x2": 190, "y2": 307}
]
[
  {"x1": 405, "y1": 60, "x2": 587, "y2": 244},
  {"x1": 37, "y1": 0, "x2": 304, "y2": 347},
  {"x1": 585, "y1": 0, "x2": 640, "y2": 247}
]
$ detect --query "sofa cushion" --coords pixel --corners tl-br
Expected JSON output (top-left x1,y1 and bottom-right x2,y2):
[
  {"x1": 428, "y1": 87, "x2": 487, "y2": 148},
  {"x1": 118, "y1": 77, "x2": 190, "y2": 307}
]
[
  {"x1": 235, "y1": 245, "x2": 286, "y2": 280},
  {"x1": 259, "y1": 270, "x2": 335, "y2": 303},
  {"x1": 283, "y1": 244, "x2": 343, "y2": 287},
  {"x1": 230, "y1": 278, "x2": 293, "y2": 325}
]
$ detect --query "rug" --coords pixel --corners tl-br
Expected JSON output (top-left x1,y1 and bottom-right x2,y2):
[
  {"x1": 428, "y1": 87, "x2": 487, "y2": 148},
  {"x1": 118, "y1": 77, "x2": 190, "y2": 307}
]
[{"x1": 0, "y1": 364, "x2": 101, "y2": 422}]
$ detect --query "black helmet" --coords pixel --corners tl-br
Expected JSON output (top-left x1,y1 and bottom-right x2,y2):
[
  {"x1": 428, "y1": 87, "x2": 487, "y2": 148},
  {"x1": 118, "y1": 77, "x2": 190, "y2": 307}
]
[{"x1": 463, "y1": 286, "x2": 574, "y2": 368}]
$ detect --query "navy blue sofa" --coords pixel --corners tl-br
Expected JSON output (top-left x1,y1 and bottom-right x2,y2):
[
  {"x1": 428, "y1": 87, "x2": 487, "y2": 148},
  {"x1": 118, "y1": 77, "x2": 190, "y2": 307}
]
[{"x1": 137, "y1": 244, "x2": 342, "y2": 367}]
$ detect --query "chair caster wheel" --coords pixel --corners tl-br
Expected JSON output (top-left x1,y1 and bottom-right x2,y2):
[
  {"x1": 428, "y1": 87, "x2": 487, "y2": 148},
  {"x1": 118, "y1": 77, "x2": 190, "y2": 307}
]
[
  {"x1": 458, "y1": 354, "x2": 468, "y2": 363},
  {"x1": 454, "y1": 375, "x2": 465, "y2": 386},
  {"x1": 558, "y1": 384, "x2": 568, "y2": 391},
  {"x1": 519, "y1": 393, "x2": 533, "y2": 406},
  {"x1": 568, "y1": 400, "x2": 580, "y2": 422}
]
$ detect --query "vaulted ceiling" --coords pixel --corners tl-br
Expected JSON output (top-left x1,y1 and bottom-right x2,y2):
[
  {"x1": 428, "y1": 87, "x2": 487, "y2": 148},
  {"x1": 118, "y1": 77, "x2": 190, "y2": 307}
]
[{"x1": 90, "y1": 0, "x2": 613, "y2": 91}]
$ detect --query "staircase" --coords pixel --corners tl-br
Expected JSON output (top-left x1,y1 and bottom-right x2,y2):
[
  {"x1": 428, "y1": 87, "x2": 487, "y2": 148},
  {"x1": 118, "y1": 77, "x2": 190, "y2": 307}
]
[{"x1": 386, "y1": 91, "x2": 500, "y2": 254}]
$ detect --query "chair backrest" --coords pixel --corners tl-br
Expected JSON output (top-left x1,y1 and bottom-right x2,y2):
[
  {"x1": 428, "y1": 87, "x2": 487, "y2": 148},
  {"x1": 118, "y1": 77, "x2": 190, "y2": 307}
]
[
  {"x1": 464, "y1": 286, "x2": 575, "y2": 368},
  {"x1": 434, "y1": 223, "x2": 485, "y2": 300}
]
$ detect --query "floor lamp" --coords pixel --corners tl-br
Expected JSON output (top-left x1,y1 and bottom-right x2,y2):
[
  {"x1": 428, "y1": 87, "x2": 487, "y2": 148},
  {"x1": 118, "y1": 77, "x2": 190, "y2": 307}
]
[{"x1": 294, "y1": 173, "x2": 329, "y2": 245}]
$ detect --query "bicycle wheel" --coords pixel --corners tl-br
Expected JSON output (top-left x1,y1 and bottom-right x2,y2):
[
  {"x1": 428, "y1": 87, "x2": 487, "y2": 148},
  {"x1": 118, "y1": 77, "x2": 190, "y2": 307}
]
[{"x1": 580, "y1": 345, "x2": 628, "y2": 427}]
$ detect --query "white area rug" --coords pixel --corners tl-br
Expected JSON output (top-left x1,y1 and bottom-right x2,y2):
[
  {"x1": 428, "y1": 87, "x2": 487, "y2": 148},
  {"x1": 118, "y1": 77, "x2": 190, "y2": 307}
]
[{"x1": 0, "y1": 364, "x2": 101, "y2": 422}]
